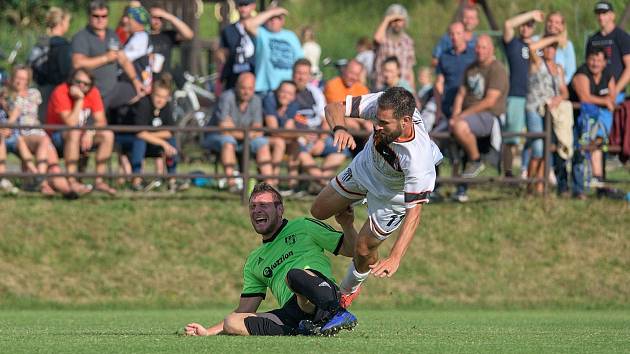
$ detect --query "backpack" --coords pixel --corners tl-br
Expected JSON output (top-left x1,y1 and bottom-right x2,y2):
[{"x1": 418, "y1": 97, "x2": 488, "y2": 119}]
[{"x1": 27, "y1": 36, "x2": 51, "y2": 86}]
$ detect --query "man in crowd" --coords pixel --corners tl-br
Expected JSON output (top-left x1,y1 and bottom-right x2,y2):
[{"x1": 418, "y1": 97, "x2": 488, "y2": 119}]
[
  {"x1": 71, "y1": 0, "x2": 144, "y2": 112},
  {"x1": 219, "y1": 0, "x2": 257, "y2": 90},
  {"x1": 432, "y1": 5, "x2": 479, "y2": 67},
  {"x1": 46, "y1": 68, "x2": 116, "y2": 195},
  {"x1": 184, "y1": 183, "x2": 358, "y2": 336},
  {"x1": 450, "y1": 35, "x2": 508, "y2": 180},
  {"x1": 373, "y1": 4, "x2": 416, "y2": 91},
  {"x1": 149, "y1": 6, "x2": 194, "y2": 78},
  {"x1": 586, "y1": 1, "x2": 630, "y2": 100},
  {"x1": 203, "y1": 72, "x2": 274, "y2": 191},
  {"x1": 243, "y1": 6, "x2": 303, "y2": 95},
  {"x1": 502, "y1": 10, "x2": 544, "y2": 178}
]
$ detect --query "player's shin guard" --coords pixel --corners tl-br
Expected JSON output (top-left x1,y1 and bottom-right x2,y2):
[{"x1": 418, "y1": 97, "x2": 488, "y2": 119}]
[
  {"x1": 339, "y1": 261, "x2": 370, "y2": 295},
  {"x1": 286, "y1": 269, "x2": 340, "y2": 312}
]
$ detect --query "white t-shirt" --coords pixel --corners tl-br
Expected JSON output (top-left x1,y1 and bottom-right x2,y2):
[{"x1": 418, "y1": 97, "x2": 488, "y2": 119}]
[
  {"x1": 124, "y1": 31, "x2": 151, "y2": 62},
  {"x1": 344, "y1": 92, "x2": 443, "y2": 207}
]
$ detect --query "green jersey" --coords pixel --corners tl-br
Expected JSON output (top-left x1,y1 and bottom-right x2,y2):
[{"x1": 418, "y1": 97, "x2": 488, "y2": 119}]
[{"x1": 241, "y1": 217, "x2": 344, "y2": 306}]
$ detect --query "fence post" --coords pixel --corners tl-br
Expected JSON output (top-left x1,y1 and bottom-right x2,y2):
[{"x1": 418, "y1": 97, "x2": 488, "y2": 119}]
[
  {"x1": 241, "y1": 126, "x2": 251, "y2": 205},
  {"x1": 543, "y1": 108, "x2": 552, "y2": 198}
]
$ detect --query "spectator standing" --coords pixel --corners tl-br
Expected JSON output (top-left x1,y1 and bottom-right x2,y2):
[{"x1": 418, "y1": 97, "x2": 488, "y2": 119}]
[
  {"x1": 545, "y1": 11, "x2": 576, "y2": 85},
  {"x1": 243, "y1": 6, "x2": 303, "y2": 95},
  {"x1": 149, "y1": 6, "x2": 194, "y2": 78},
  {"x1": 300, "y1": 26, "x2": 321, "y2": 79},
  {"x1": 115, "y1": 5, "x2": 131, "y2": 45},
  {"x1": 355, "y1": 37, "x2": 375, "y2": 86},
  {"x1": 71, "y1": 0, "x2": 144, "y2": 111},
  {"x1": 373, "y1": 4, "x2": 416, "y2": 91},
  {"x1": 451, "y1": 35, "x2": 508, "y2": 181},
  {"x1": 203, "y1": 73, "x2": 274, "y2": 190},
  {"x1": 219, "y1": 0, "x2": 256, "y2": 91},
  {"x1": 587, "y1": 1, "x2": 630, "y2": 99},
  {"x1": 432, "y1": 5, "x2": 479, "y2": 67},
  {"x1": 502, "y1": 10, "x2": 544, "y2": 178},
  {"x1": 46, "y1": 68, "x2": 116, "y2": 195},
  {"x1": 525, "y1": 35, "x2": 569, "y2": 195},
  {"x1": 123, "y1": 6, "x2": 153, "y2": 89},
  {"x1": 569, "y1": 47, "x2": 616, "y2": 198}
]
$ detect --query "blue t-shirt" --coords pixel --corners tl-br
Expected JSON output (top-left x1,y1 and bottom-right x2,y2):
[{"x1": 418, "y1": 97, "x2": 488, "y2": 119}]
[
  {"x1": 432, "y1": 32, "x2": 477, "y2": 60},
  {"x1": 254, "y1": 27, "x2": 303, "y2": 93},
  {"x1": 556, "y1": 40, "x2": 576, "y2": 85},
  {"x1": 262, "y1": 92, "x2": 299, "y2": 127},
  {"x1": 504, "y1": 37, "x2": 530, "y2": 98},
  {"x1": 436, "y1": 46, "x2": 476, "y2": 117}
]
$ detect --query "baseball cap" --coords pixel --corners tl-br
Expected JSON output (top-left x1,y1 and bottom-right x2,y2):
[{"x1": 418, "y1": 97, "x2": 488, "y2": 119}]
[
  {"x1": 594, "y1": 1, "x2": 614, "y2": 14},
  {"x1": 236, "y1": 0, "x2": 256, "y2": 6}
]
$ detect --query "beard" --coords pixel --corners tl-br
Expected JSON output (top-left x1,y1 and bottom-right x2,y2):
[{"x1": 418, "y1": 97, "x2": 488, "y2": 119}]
[{"x1": 374, "y1": 128, "x2": 402, "y2": 146}]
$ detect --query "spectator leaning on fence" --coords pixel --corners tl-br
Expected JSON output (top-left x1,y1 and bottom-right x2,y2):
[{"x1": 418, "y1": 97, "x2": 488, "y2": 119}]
[
  {"x1": 569, "y1": 47, "x2": 616, "y2": 198},
  {"x1": 46, "y1": 68, "x2": 116, "y2": 195},
  {"x1": 149, "y1": 6, "x2": 194, "y2": 79},
  {"x1": 219, "y1": 0, "x2": 257, "y2": 91},
  {"x1": 373, "y1": 4, "x2": 416, "y2": 91},
  {"x1": 243, "y1": 6, "x2": 303, "y2": 95},
  {"x1": 203, "y1": 72, "x2": 274, "y2": 191},
  {"x1": 502, "y1": 10, "x2": 544, "y2": 179},
  {"x1": 450, "y1": 35, "x2": 508, "y2": 180},
  {"x1": 432, "y1": 5, "x2": 479, "y2": 68},
  {"x1": 525, "y1": 34, "x2": 569, "y2": 196}
]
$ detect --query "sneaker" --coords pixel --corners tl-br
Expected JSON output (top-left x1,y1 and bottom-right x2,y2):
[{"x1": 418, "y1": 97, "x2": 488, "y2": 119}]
[
  {"x1": 318, "y1": 309, "x2": 358, "y2": 336},
  {"x1": 144, "y1": 179, "x2": 163, "y2": 192},
  {"x1": 0, "y1": 178, "x2": 19, "y2": 195},
  {"x1": 590, "y1": 176, "x2": 605, "y2": 189},
  {"x1": 339, "y1": 287, "x2": 362, "y2": 309},
  {"x1": 451, "y1": 191, "x2": 469, "y2": 203},
  {"x1": 461, "y1": 161, "x2": 485, "y2": 178},
  {"x1": 297, "y1": 320, "x2": 319, "y2": 336}
]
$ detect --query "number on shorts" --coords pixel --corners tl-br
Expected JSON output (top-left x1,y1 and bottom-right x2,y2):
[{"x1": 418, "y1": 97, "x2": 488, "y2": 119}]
[{"x1": 386, "y1": 214, "x2": 405, "y2": 227}]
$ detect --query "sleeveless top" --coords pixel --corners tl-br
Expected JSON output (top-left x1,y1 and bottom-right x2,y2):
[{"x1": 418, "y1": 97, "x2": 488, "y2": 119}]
[{"x1": 526, "y1": 61, "x2": 562, "y2": 113}]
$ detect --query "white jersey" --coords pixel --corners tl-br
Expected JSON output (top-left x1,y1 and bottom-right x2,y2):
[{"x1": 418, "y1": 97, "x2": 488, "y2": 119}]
[{"x1": 344, "y1": 93, "x2": 443, "y2": 207}]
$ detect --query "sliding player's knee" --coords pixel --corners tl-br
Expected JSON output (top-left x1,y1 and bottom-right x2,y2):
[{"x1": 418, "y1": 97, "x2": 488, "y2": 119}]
[{"x1": 223, "y1": 313, "x2": 245, "y2": 335}]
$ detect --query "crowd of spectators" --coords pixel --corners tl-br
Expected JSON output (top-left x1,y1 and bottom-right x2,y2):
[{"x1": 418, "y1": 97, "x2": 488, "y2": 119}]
[{"x1": 1, "y1": 1, "x2": 629, "y2": 201}]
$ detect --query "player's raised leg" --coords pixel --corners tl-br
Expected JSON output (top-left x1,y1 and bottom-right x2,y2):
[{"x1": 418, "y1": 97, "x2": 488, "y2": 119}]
[{"x1": 310, "y1": 184, "x2": 354, "y2": 220}]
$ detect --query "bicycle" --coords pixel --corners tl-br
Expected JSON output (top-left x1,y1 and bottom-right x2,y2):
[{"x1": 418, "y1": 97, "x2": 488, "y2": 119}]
[{"x1": 172, "y1": 71, "x2": 218, "y2": 163}]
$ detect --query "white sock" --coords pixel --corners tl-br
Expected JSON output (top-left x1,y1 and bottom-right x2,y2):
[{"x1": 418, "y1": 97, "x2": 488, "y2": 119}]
[{"x1": 339, "y1": 262, "x2": 370, "y2": 294}]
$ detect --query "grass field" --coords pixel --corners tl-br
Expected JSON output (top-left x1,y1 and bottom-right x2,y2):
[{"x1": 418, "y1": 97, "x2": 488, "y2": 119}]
[{"x1": 1, "y1": 309, "x2": 628, "y2": 353}]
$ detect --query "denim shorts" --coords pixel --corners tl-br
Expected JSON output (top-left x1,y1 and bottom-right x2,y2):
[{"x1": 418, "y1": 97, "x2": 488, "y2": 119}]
[
  {"x1": 203, "y1": 134, "x2": 268, "y2": 155},
  {"x1": 299, "y1": 135, "x2": 351, "y2": 157}
]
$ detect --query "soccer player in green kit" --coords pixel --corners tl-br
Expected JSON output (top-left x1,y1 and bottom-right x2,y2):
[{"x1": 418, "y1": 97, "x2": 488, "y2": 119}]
[{"x1": 184, "y1": 183, "x2": 358, "y2": 336}]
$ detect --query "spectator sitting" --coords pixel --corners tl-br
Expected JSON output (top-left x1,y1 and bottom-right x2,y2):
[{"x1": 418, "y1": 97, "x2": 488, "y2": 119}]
[
  {"x1": 569, "y1": 47, "x2": 616, "y2": 198},
  {"x1": 378, "y1": 56, "x2": 413, "y2": 94},
  {"x1": 502, "y1": 10, "x2": 544, "y2": 178},
  {"x1": 323, "y1": 59, "x2": 371, "y2": 135},
  {"x1": 263, "y1": 80, "x2": 299, "y2": 185},
  {"x1": 587, "y1": 1, "x2": 630, "y2": 100},
  {"x1": 432, "y1": 4, "x2": 479, "y2": 67},
  {"x1": 545, "y1": 11, "x2": 576, "y2": 85},
  {"x1": 72, "y1": 0, "x2": 146, "y2": 115},
  {"x1": 0, "y1": 94, "x2": 21, "y2": 194},
  {"x1": 373, "y1": 4, "x2": 416, "y2": 91},
  {"x1": 355, "y1": 36, "x2": 375, "y2": 87},
  {"x1": 149, "y1": 6, "x2": 194, "y2": 78},
  {"x1": 526, "y1": 34, "x2": 569, "y2": 195},
  {"x1": 300, "y1": 26, "x2": 321, "y2": 80},
  {"x1": 218, "y1": 0, "x2": 256, "y2": 91},
  {"x1": 450, "y1": 35, "x2": 508, "y2": 180},
  {"x1": 3, "y1": 66, "x2": 79, "y2": 198},
  {"x1": 202, "y1": 72, "x2": 274, "y2": 191},
  {"x1": 417, "y1": 66, "x2": 434, "y2": 106},
  {"x1": 46, "y1": 68, "x2": 116, "y2": 195},
  {"x1": 243, "y1": 6, "x2": 303, "y2": 95}
]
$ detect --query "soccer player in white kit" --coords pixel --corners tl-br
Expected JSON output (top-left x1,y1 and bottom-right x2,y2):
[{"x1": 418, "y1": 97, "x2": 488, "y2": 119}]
[{"x1": 310, "y1": 87, "x2": 443, "y2": 307}]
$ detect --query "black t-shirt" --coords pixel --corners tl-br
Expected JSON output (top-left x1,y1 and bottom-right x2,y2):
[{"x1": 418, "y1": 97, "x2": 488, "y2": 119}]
[
  {"x1": 46, "y1": 36, "x2": 72, "y2": 86},
  {"x1": 586, "y1": 27, "x2": 630, "y2": 81},
  {"x1": 123, "y1": 96, "x2": 175, "y2": 128},
  {"x1": 220, "y1": 22, "x2": 256, "y2": 90},
  {"x1": 504, "y1": 37, "x2": 530, "y2": 97},
  {"x1": 150, "y1": 30, "x2": 179, "y2": 73},
  {"x1": 569, "y1": 63, "x2": 614, "y2": 103}
]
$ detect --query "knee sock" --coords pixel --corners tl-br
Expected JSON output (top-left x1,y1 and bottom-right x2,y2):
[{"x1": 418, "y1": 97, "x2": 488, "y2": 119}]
[
  {"x1": 286, "y1": 269, "x2": 339, "y2": 312},
  {"x1": 339, "y1": 261, "x2": 370, "y2": 295}
]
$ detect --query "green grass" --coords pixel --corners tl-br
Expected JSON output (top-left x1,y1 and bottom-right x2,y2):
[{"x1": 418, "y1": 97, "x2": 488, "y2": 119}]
[{"x1": 1, "y1": 309, "x2": 628, "y2": 353}]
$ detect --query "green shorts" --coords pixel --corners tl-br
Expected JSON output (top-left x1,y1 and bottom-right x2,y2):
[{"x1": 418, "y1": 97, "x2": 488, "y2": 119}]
[{"x1": 503, "y1": 96, "x2": 526, "y2": 145}]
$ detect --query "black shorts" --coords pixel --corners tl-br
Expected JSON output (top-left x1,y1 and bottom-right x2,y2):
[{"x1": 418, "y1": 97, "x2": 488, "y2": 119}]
[{"x1": 145, "y1": 143, "x2": 164, "y2": 158}]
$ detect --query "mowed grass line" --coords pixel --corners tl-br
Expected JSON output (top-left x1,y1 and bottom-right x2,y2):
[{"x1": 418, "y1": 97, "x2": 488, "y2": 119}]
[{"x1": 0, "y1": 309, "x2": 628, "y2": 353}]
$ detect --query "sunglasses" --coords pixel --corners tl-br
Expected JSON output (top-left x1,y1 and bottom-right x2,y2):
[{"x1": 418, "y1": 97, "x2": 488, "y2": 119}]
[
  {"x1": 523, "y1": 21, "x2": 535, "y2": 27},
  {"x1": 72, "y1": 78, "x2": 93, "y2": 87},
  {"x1": 91, "y1": 14, "x2": 108, "y2": 19}
]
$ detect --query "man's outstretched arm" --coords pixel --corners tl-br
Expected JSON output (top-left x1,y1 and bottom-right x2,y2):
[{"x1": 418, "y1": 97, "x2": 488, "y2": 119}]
[{"x1": 185, "y1": 296, "x2": 263, "y2": 336}]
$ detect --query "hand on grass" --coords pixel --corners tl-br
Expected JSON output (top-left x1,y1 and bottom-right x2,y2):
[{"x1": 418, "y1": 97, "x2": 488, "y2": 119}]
[{"x1": 184, "y1": 323, "x2": 209, "y2": 336}]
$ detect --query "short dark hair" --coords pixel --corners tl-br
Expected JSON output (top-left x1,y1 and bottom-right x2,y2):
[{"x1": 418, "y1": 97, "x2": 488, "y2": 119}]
[
  {"x1": 88, "y1": 0, "x2": 109, "y2": 14},
  {"x1": 249, "y1": 182, "x2": 283, "y2": 205},
  {"x1": 293, "y1": 58, "x2": 312, "y2": 70},
  {"x1": 382, "y1": 56, "x2": 400, "y2": 69},
  {"x1": 587, "y1": 46, "x2": 608, "y2": 59},
  {"x1": 377, "y1": 87, "x2": 416, "y2": 119},
  {"x1": 67, "y1": 68, "x2": 95, "y2": 86}
]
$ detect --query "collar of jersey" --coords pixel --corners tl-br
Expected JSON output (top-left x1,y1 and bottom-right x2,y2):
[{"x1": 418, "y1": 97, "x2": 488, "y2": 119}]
[{"x1": 262, "y1": 219, "x2": 288, "y2": 244}]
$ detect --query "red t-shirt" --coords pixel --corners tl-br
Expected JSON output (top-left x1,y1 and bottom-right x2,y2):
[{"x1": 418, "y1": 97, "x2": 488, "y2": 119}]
[{"x1": 46, "y1": 83, "x2": 104, "y2": 129}]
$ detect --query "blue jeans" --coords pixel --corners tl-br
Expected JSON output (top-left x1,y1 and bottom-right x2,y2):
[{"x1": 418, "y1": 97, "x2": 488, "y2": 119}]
[
  {"x1": 202, "y1": 134, "x2": 268, "y2": 155},
  {"x1": 525, "y1": 110, "x2": 544, "y2": 159},
  {"x1": 116, "y1": 134, "x2": 179, "y2": 174}
]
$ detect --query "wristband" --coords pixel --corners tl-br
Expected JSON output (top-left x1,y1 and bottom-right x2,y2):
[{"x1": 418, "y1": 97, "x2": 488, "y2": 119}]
[{"x1": 332, "y1": 125, "x2": 348, "y2": 133}]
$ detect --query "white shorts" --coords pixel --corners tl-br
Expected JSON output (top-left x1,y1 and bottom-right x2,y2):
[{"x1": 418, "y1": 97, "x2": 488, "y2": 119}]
[{"x1": 331, "y1": 166, "x2": 407, "y2": 241}]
